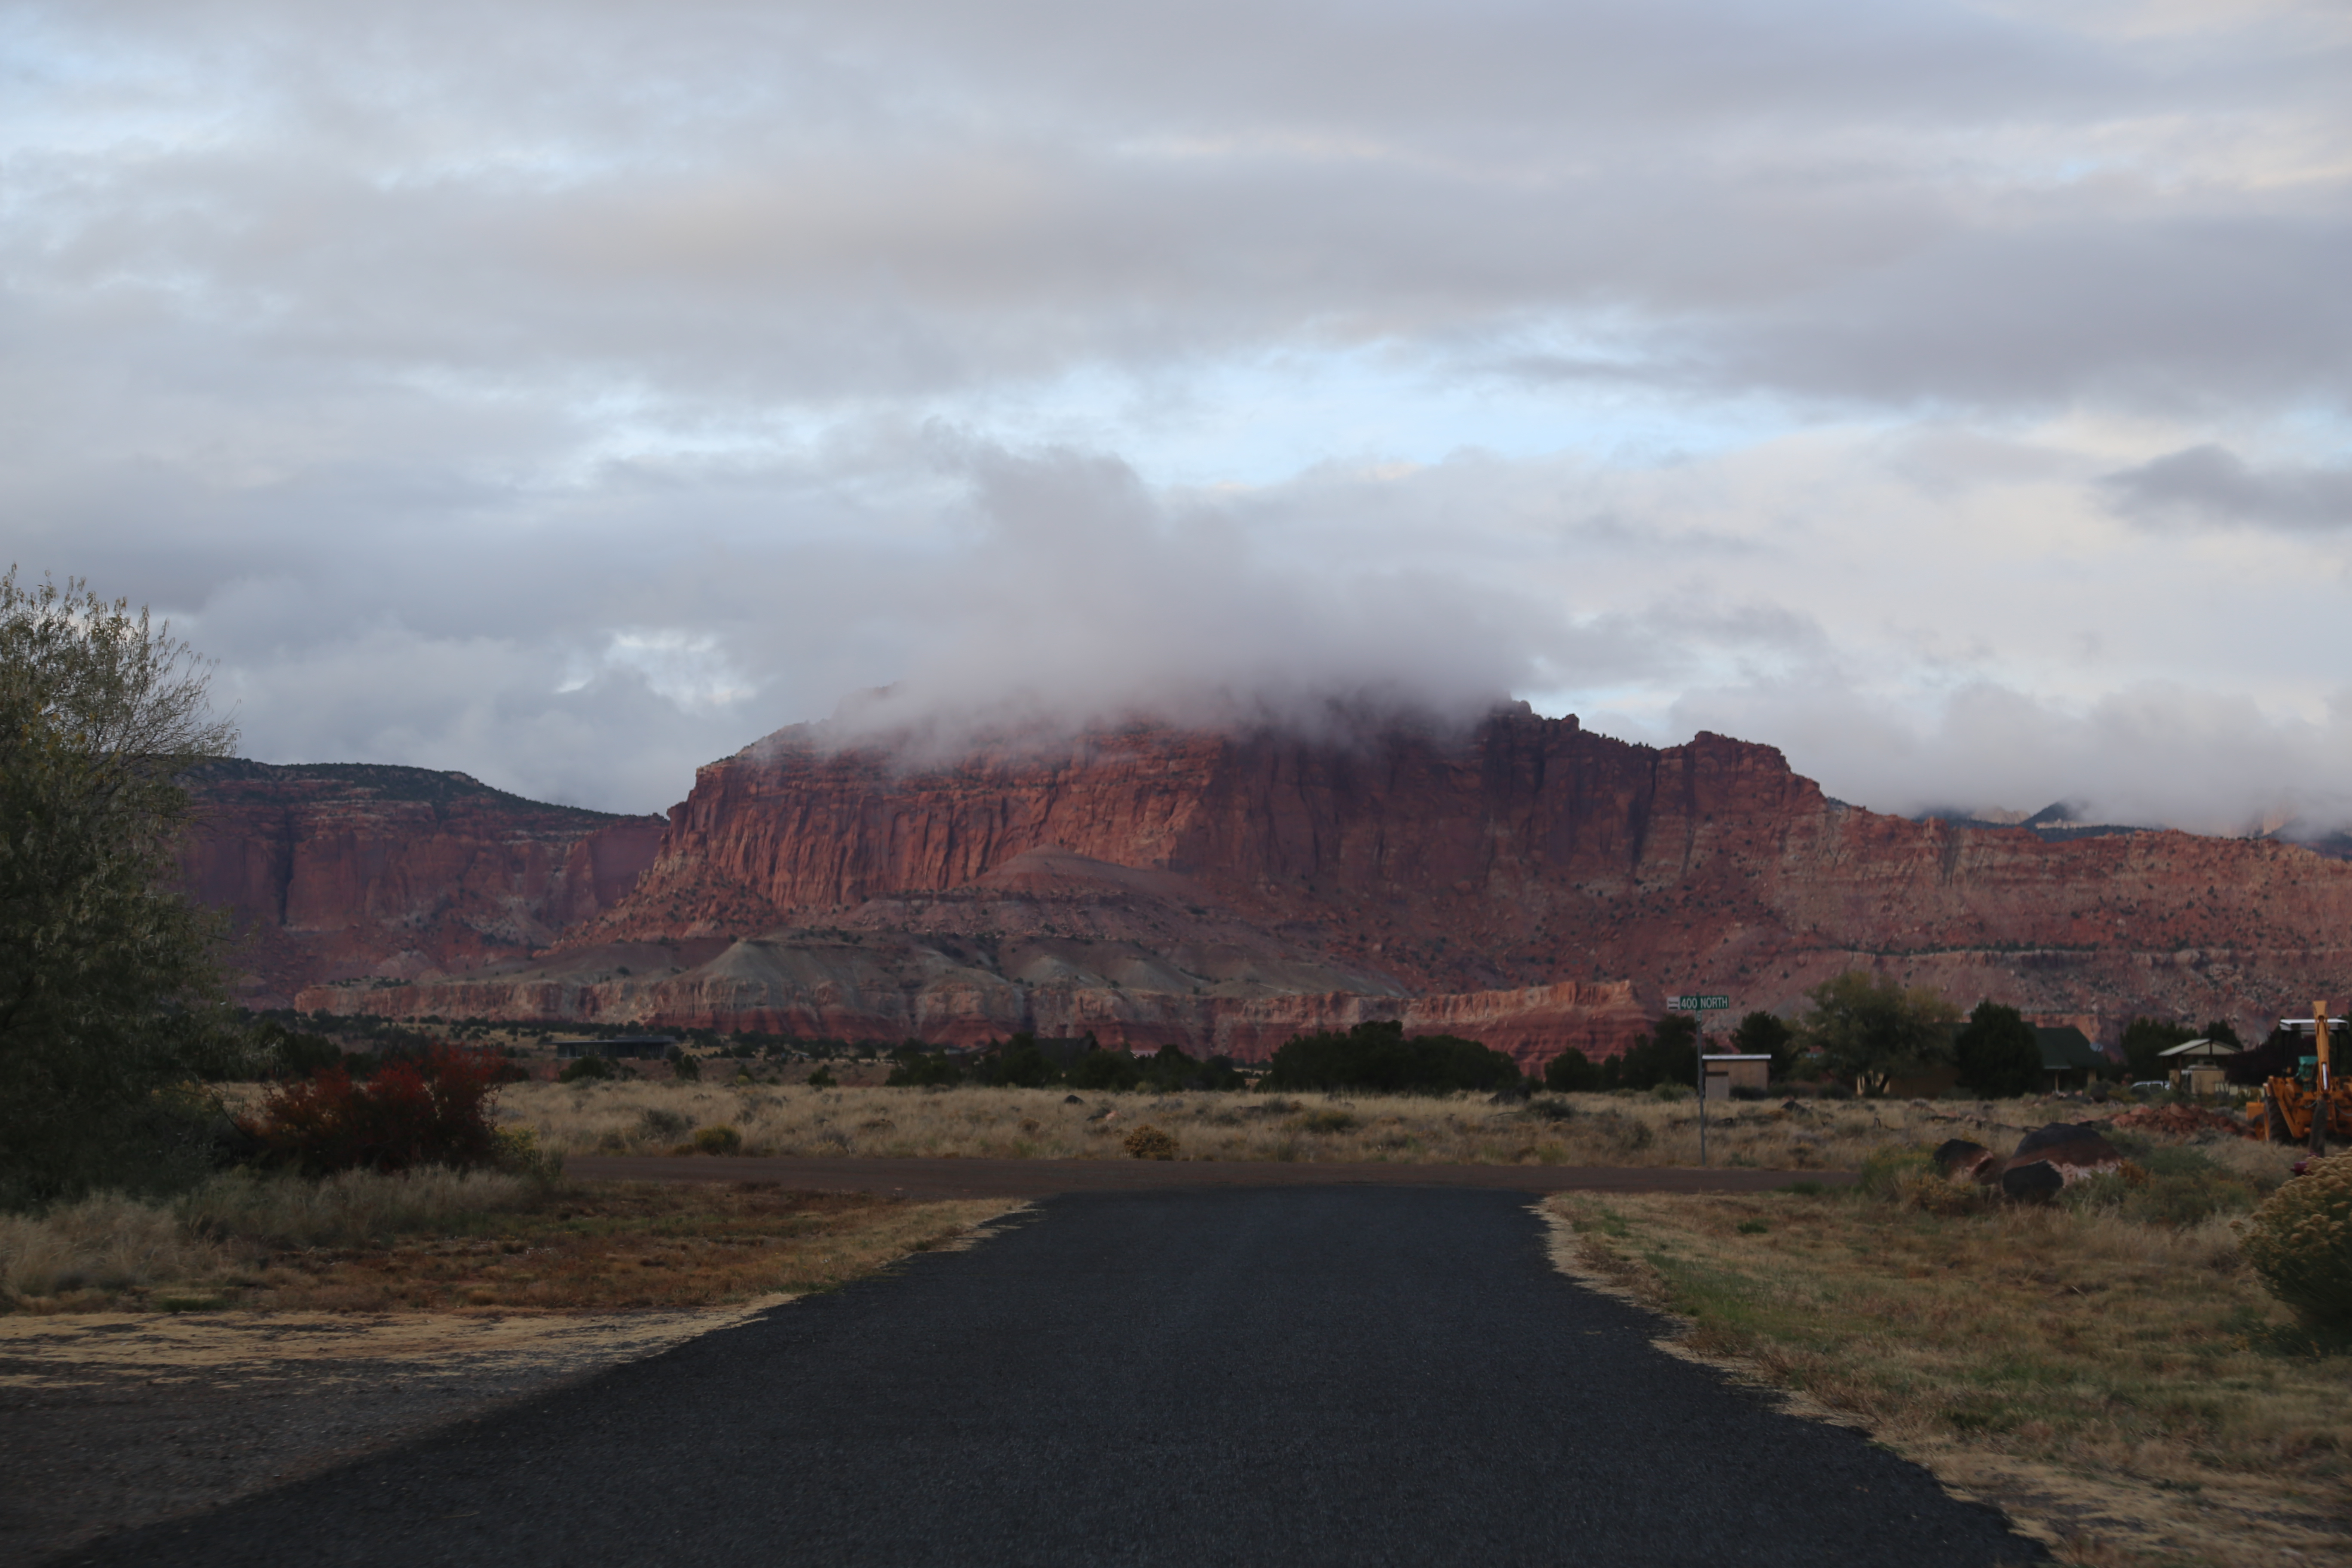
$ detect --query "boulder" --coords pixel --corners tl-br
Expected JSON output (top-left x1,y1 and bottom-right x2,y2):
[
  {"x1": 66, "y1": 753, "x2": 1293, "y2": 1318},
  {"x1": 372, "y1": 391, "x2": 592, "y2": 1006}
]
[
  {"x1": 1933, "y1": 1138, "x2": 2000, "y2": 1184},
  {"x1": 2000, "y1": 1122, "x2": 2125, "y2": 1201}
]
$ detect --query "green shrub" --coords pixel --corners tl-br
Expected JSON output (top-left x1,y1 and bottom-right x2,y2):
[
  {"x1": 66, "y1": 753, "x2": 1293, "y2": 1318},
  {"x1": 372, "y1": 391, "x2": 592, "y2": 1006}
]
[
  {"x1": 805, "y1": 1066, "x2": 837, "y2": 1089},
  {"x1": 692, "y1": 1124, "x2": 743, "y2": 1156},
  {"x1": 1123, "y1": 1125, "x2": 1179, "y2": 1160},
  {"x1": 2243, "y1": 1154, "x2": 2352, "y2": 1331},
  {"x1": 1296, "y1": 1108, "x2": 1357, "y2": 1134},
  {"x1": 557, "y1": 1053, "x2": 614, "y2": 1083}
]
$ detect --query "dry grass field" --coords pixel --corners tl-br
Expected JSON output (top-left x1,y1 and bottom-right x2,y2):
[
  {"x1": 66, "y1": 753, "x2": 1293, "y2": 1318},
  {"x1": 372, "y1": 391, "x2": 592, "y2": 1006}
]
[
  {"x1": 1544, "y1": 1139, "x2": 2351, "y2": 1568},
  {"x1": 0, "y1": 1170, "x2": 1016, "y2": 1316},
  {"x1": 493, "y1": 1078, "x2": 2083, "y2": 1168}
]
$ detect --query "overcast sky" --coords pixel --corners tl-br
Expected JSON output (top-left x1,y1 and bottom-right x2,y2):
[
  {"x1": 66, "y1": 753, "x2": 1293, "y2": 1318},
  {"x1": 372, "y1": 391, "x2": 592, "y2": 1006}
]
[{"x1": 5, "y1": 0, "x2": 2348, "y2": 828}]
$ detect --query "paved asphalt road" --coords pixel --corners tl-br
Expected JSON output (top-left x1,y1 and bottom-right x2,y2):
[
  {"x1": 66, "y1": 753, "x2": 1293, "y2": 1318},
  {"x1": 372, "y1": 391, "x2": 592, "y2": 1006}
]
[
  {"x1": 565, "y1": 1153, "x2": 1856, "y2": 1199},
  {"x1": 62, "y1": 1188, "x2": 2037, "y2": 1568}
]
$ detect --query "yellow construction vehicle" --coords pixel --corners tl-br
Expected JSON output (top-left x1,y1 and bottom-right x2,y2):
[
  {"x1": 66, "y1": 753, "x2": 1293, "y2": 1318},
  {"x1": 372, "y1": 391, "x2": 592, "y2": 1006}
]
[{"x1": 2251, "y1": 1004, "x2": 2352, "y2": 1146}]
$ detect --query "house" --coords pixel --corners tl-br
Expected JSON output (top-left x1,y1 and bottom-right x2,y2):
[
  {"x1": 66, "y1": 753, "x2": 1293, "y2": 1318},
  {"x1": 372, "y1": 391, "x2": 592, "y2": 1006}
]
[{"x1": 2033, "y1": 1025, "x2": 2104, "y2": 1091}]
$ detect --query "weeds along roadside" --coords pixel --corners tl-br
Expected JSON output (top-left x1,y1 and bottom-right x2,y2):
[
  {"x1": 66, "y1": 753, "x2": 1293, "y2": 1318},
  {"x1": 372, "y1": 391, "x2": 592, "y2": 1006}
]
[
  {"x1": 1547, "y1": 1133, "x2": 2346, "y2": 1568},
  {"x1": 0, "y1": 1170, "x2": 1014, "y2": 1315},
  {"x1": 493, "y1": 1080, "x2": 2052, "y2": 1167}
]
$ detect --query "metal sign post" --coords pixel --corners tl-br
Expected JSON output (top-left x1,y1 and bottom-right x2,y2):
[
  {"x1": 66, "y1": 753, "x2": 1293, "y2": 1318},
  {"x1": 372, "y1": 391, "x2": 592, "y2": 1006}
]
[
  {"x1": 1668, "y1": 995, "x2": 1731, "y2": 1168},
  {"x1": 2313, "y1": 999, "x2": 2332, "y2": 1158}
]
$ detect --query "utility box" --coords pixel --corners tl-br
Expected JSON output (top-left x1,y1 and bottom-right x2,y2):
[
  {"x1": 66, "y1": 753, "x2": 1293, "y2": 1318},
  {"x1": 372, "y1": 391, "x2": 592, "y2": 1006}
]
[{"x1": 1702, "y1": 1054, "x2": 1771, "y2": 1100}]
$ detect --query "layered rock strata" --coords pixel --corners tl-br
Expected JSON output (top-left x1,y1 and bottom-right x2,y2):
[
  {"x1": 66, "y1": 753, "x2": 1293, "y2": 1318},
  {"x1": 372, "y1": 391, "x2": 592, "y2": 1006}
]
[
  {"x1": 178, "y1": 761, "x2": 663, "y2": 1005},
  {"x1": 226, "y1": 709, "x2": 2352, "y2": 1062}
]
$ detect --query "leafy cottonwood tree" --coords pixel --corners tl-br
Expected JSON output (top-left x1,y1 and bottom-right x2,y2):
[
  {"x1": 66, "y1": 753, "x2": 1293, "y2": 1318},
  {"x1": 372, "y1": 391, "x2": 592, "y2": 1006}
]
[
  {"x1": 0, "y1": 571, "x2": 250, "y2": 1203},
  {"x1": 1796, "y1": 971, "x2": 1958, "y2": 1095}
]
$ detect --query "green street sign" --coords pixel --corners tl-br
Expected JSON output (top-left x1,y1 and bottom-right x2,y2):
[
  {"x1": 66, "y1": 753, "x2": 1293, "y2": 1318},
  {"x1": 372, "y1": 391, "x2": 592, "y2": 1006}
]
[{"x1": 1667, "y1": 994, "x2": 1731, "y2": 1011}]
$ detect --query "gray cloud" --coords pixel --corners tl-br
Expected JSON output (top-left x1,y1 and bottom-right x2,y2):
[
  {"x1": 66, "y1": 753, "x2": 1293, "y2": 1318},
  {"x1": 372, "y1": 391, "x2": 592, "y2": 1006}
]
[
  {"x1": 4, "y1": 0, "x2": 2349, "y2": 831},
  {"x1": 2101, "y1": 444, "x2": 2352, "y2": 531}
]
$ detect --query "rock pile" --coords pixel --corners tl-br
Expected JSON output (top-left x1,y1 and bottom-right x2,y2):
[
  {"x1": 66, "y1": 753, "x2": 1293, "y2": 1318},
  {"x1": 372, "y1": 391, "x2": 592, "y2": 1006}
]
[{"x1": 1935, "y1": 1122, "x2": 2128, "y2": 1200}]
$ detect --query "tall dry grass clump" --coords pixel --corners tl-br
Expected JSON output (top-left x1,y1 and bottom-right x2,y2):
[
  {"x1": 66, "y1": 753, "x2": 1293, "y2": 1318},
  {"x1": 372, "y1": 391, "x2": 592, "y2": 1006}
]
[
  {"x1": 181, "y1": 1167, "x2": 538, "y2": 1250},
  {"x1": 0, "y1": 1193, "x2": 226, "y2": 1299},
  {"x1": 1, "y1": 1167, "x2": 543, "y2": 1309}
]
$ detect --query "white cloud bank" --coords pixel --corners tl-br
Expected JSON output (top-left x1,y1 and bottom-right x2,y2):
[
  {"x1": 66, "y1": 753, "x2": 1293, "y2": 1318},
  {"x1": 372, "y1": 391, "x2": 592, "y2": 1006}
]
[{"x1": 2, "y1": 0, "x2": 2348, "y2": 826}]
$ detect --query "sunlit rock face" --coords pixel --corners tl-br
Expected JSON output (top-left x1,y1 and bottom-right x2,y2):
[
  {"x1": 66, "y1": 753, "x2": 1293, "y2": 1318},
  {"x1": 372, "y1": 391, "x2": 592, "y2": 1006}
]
[{"x1": 188, "y1": 713, "x2": 2352, "y2": 1064}]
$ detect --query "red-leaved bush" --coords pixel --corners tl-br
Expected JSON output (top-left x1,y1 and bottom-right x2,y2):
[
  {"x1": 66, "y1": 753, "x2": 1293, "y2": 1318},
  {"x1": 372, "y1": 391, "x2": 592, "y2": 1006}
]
[{"x1": 245, "y1": 1047, "x2": 505, "y2": 1175}]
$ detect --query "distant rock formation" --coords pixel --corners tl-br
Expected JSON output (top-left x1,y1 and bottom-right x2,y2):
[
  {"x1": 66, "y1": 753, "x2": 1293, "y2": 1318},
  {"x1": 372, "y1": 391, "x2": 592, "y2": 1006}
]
[
  {"x1": 184, "y1": 711, "x2": 2352, "y2": 1065},
  {"x1": 177, "y1": 761, "x2": 662, "y2": 1006}
]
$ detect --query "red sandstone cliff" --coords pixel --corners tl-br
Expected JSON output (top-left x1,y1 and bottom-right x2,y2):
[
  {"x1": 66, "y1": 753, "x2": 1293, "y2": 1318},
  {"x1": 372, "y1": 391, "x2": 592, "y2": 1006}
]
[
  {"x1": 273, "y1": 710, "x2": 2352, "y2": 1059},
  {"x1": 178, "y1": 761, "x2": 663, "y2": 1005}
]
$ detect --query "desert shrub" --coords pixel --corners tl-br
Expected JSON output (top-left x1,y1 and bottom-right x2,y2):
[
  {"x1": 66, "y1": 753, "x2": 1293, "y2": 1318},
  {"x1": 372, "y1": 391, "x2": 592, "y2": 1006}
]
[
  {"x1": 637, "y1": 1107, "x2": 694, "y2": 1142},
  {"x1": 2242, "y1": 1153, "x2": 2352, "y2": 1331},
  {"x1": 692, "y1": 1124, "x2": 744, "y2": 1155},
  {"x1": 1124, "y1": 1124, "x2": 1179, "y2": 1160},
  {"x1": 2101, "y1": 1140, "x2": 2260, "y2": 1227},
  {"x1": 1858, "y1": 1144, "x2": 1937, "y2": 1200},
  {"x1": 0, "y1": 1191, "x2": 220, "y2": 1300},
  {"x1": 490, "y1": 1125, "x2": 562, "y2": 1183},
  {"x1": 1262, "y1": 1020, "x2": 1519, "y2": 1095},
  {"x1": 1296, "y1": 1108, "x2": 1358, "y2": 1134},
  {"x1": 670, "y1": 1051, "x2": 701, "y2": 1083},
  {"x1": 1593, "y1": 1112, "x2": 1653, "y2": 1153},
  {"x1": 557, "y1": 1052, "x2": 614, "y2": 1083},
  {"x1": 1525, "y1": 1097, "x2": 1575, "y2": 1123},
  {"x1": 242, "y1": 1047, "x2": 505, "y2": 1176},
  {"x1": 805, "y1": 1066, "x2": 837, "y2": 1089}
]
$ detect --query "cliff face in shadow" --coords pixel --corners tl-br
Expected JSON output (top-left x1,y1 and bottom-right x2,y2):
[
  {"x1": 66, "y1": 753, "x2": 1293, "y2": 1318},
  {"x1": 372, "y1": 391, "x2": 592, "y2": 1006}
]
[
  {"x1": 188, "y1": 713, "x2": 2352, "y2": 1060},
  {"x1": 177, "y1": 761, "x2": 663, "y2": 1006}
]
